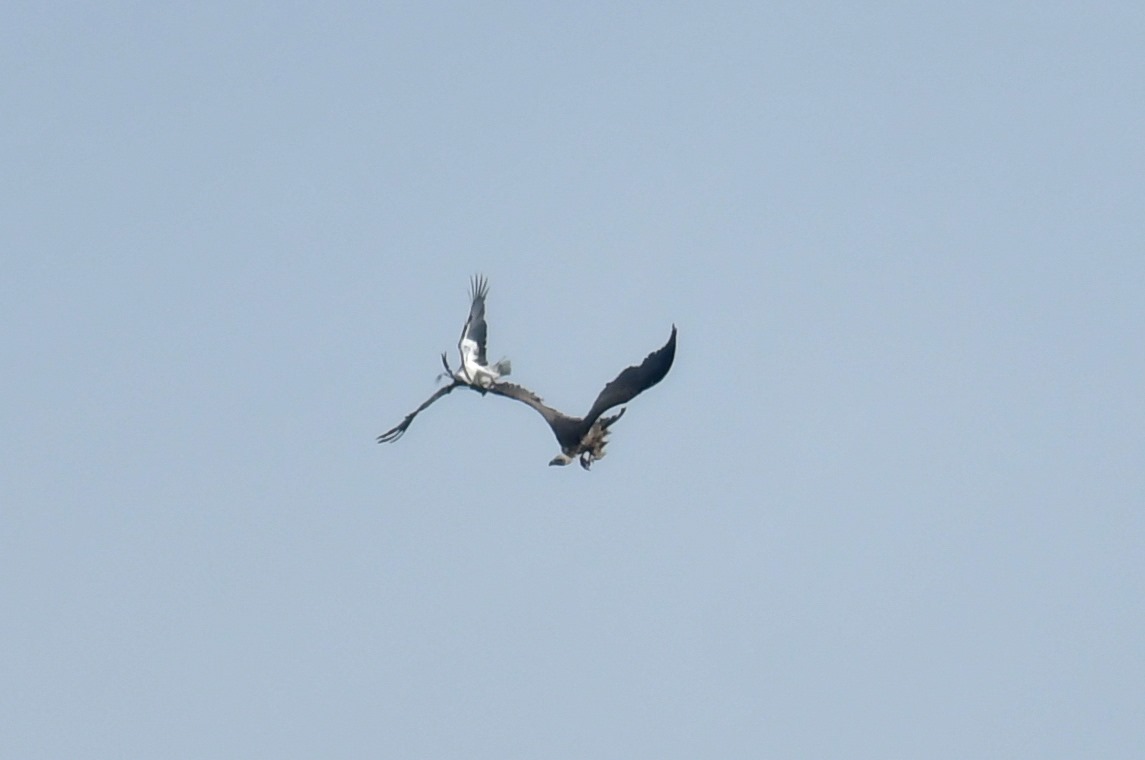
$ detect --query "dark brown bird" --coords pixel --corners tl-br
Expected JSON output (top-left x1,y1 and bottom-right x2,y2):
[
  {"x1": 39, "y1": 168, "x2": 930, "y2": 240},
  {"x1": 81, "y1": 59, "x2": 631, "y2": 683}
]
[{"x1": 485, "y1": 325, "x2": 677, "y2": 469}]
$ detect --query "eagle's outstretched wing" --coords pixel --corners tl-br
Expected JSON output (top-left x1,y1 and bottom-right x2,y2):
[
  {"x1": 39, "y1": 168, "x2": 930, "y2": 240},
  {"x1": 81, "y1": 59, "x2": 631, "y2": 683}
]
[{"x1": 458, "y1": 274, "x2": 491, "y2": 367}]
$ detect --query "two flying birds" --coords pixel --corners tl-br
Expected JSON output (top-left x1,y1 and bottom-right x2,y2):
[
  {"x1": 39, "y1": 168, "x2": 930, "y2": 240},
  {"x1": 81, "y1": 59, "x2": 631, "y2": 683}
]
[{"x1": 378, "y1": 275, "x2": 676, "y2": 470}]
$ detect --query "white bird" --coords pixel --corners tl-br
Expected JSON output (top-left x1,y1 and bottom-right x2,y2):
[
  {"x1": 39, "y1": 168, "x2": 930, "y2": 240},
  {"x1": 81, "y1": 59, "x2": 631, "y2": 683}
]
[
  {"x1": 377, "y1": 275, "x2": 510, "y2": 443},
  {"x1": 453, "y1": 274, "x2": 511, "y2": 387}
]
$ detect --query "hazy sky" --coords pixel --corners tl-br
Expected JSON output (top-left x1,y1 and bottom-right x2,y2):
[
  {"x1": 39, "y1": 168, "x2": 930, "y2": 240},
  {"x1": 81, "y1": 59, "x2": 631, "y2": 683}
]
[{"x1": 3, "y1": 3, "x2": 1143, "y2": 757}]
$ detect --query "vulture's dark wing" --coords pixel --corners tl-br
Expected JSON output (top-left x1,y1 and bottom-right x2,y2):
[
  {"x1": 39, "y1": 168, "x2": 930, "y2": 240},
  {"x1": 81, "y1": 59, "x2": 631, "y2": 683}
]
[
  {"x1": 486, "y1": 381, "x2": 581, "y2": 447},
  {"x1": 458, "y1": 274, "x2": 490, "y2": 366},
  {"x1": 582, "y1": 325, "x2": 677, "y2": 427},
  {"x1": 377, "y1": 381, "x2": 463, "y2": 443},
  {"x1": 486, "y1": 381, "x2": 562, "y2": 426}
]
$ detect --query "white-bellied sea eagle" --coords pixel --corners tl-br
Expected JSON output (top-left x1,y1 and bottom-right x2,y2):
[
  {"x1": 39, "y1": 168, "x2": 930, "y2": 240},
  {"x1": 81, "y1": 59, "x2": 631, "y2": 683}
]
[{"x1": 376, "y1": 274, "x2": 510, "y2": 443}]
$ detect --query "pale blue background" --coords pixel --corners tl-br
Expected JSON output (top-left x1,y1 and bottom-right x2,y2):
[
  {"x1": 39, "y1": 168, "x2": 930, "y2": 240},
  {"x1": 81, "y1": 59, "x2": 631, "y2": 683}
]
[{"x1": 3, "y1": 3, "x2": 1143, "y2": 757}]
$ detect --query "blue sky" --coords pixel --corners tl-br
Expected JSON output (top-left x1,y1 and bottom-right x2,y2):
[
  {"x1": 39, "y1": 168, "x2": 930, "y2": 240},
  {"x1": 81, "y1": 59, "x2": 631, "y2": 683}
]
[{"x1": 3, "y1": 3, "x2": 1143, "y2": 757}]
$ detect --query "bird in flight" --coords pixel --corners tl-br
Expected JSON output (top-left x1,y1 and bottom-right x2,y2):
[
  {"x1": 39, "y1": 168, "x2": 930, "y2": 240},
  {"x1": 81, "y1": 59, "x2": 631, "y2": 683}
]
[
  {"x1": 376, "y1": 274, "x2": 510, "y2": 443},
  {"x1": 484, "y1": 325, "x2": 676, "y2": 469},
  {"x1": 377, "y1": 277, "x2": 676, "y2": 470},
  {"x1": 451, "y1": 274, "x2": 511, "y2": 388}
]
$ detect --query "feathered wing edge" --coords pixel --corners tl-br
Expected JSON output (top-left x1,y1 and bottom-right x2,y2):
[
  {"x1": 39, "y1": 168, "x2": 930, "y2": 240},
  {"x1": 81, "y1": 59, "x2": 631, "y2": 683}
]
[
  {"x1": 378, "y1": 374, "x2": 543, "y2": 446},
  {"x1": 459, "y1": 274, "x2": 490, "y2": 366},
  {"x1": 485, "y1": 381, "x2": 563, "y2": 427},
  {"x1": 582, "y1": 324, "x2": 677, "y2": 427},
  {"x1": 376, "y1": 381, "x2": 463, "y2": 443}
]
